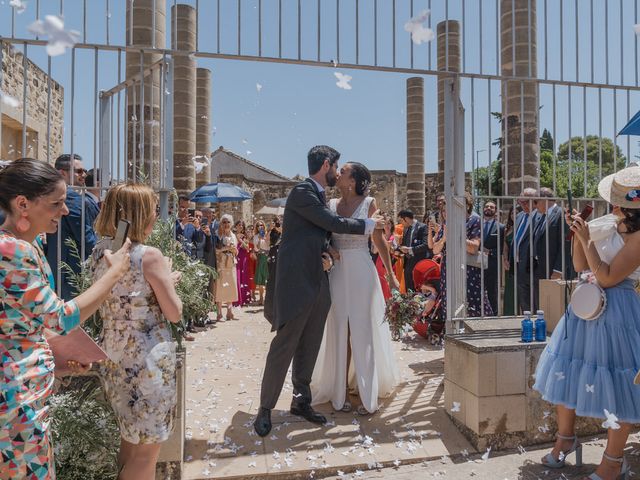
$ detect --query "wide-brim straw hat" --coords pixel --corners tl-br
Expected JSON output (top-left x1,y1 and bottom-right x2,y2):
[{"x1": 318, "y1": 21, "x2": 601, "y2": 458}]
[{"x1": 598, "y1": 165, "x2": 640, "y2": 208}]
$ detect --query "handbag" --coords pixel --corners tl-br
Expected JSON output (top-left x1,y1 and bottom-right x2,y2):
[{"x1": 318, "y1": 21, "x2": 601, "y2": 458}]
[
  {"x1": 466, "y1": 251, "x2": 488, "y2": 270},
  {"x1": 569, "y1": 274, "x2": 607, "y2": 321}
]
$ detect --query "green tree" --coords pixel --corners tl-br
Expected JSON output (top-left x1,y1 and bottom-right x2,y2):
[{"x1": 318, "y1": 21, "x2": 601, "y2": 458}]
[
  {"x1": 540, "y1": 129, "x2": 554, "y2": 152},
  {"x1": 540, "y1": 136, "x2": 626, "y2": 197}
]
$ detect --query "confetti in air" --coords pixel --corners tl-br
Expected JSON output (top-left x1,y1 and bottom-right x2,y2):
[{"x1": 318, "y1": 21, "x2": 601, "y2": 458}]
[
  {"x1": 0, "y1": 91, "x2": 20, "y2": 108},
  {"x1": 9, "y1": 0, "x2": 27, "y2": 14},
  {"x1": 404, "y1": 10, "x2": 435, "y2": 45},
  {"x1": 28, "y1": 15, "x2": 80, "y2": 56},
  {"x1": 585, "y1": 384, "x2": 595, "y2": 393},
  {"x1": 602, "y1": 409, "x2": 620, "y2": 430},
  {"x1": 451, "y1": 402, "x2": 461, "y2": 412},
  {"x1": 334, "y1": 72, "x2": 352, "y2": 90},
  {"x1": 256, "y1": 83, "x2": 263, "y2": 92},
  {"x1": 634, "y1": 24, "x2": 640, "y2": 35}
]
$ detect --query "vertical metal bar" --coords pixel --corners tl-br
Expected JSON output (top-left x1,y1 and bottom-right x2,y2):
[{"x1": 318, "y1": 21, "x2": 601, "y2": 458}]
[
  {"x1": 259, "y1": 0, "x2": 263, "y2": 57},
  {"x1": 583, "y1": 87, "x2": 587, "y2": 195},
  {"x1": 590, "y1": 0, "x2": 594, "y2": 84},
  {"x1": 636, "y1": 0, "x2": 639, "y2": 87},
  {"x1": 496, "y1": 0, "x2": 500, "y2": 76},
  {"x1": 11, "y1": 4, "x2": 15, "y2": 38},
  {"x1": 149, "y1": 66, "x2": 154, "y2": 189},
  {"x1": 238, "y1": 0, "x2": 241, "y2": 55},
  {"x1": 36, "y1": 0, "x2": 41, "y2": 39},
  {"x1": 488, "y1": 79, "x2": 492, "y2": 197},
  {"x1": 139, "y1": 51, "x2": 145, "y2": 175},
  {"x1": 117, "y1": 49, "x2": 122, "y2": 183},
  {"x1": 461, "y1": 0, "x2": 467, "y2": 72},
  {"x1": 83, "y1": 0, "x2": 87, "y2": 43},
  {"x1": 337, "y1": 0, "x2": 340, "y2": 64},
  {"x1": 471, "y1": 78, "x2": 476, "y2": 196},
  {"x1": 279, "y1": 0, "x2": 283, "y2": 58},
  {"x1": 520, "y1": 81, "x2": 524, "y2": 194},
  {"x1": 598, "y1": 88, "x2": 602, "y2": 180},
  {"x1": 568, "y1": 85, "x2": 573, "y2": 190},
  {"x1": 605, "y1": 0, "x2": 609, "y2": 85},
  {"x1": 195, "y1": 0, "x2": 199, "y2": 52},
  {"x1": 217, "y1": 0, "x2": 221, "y2": 54},
  {"x1": 106, "y1": 0, "x2": 111, "y2": 45},
  {"x1": 627, "y1": 90, "x2": 631, "y2": 164},
  {"x1": 614, "y1": 89, "x2": 618, "y2": 172},
  {"x1": 428, "y1": 0, "x2": 432, "y2": 69},
  {"x1": 21, "y1": 44, "x2": 28, "y2": 157},
  {"x1": 511, "y1": 0, "x2": 516, "y2": 77},
  {"x1": 445, "y1": 0, "x2": 449, "y2": 71},
  {"x1": 560, "y1": 0, "x2": 564, "y2": 80},
  {"x1": 392, "y1": 0, "x2": 396, "y2": 68},
  {"x1": 544, "y1": 0, "x2": 548, "y2": 79},
  {"x1": 409, "y1": 0, "x2": 413, "y2": 68},
  {"x1": 374, "y1": 0, "x2": 378, "y2": 66},
  {"x1": 132, "y1": 84, "x2": 137, "y2": 180},
  {"x1": 317, "y1": 0, "x2": 321, "y2": 62},
  {"x1": 46, "y1": 56, "x2": 52, "y2": 163},
  {"x1": 496, "y1": 196, "x2": 501, "y2": 316},
  {"x1": 552, "y1": 84, "x2": 557, "y2": 192},
  {"x1": 1, "y1": 45, "x2": 4, "y2": 156},
  {"x1": 620, "y1": 0, "x2": 624, "y2": 85},
  {"x1": 298, "y1": 0, "x2": 302, "y2": 61},
  {"x1": 527, "y1": 0, "x2": 531, "y2": 77},
  {"x1": 356, "y1": 0, "x2": 360, "y2": 65},
  {"x1": 574, "y1": 0, "x2": 578, "y2": 81},
  {"x1": 479, "y1": 0, "x2": 483, "y2": 74},
  {"x1": 503, "y1": 80, "x2": 509, "y2": 196},
  {"x1": 94, "y1": 48, "x2": 99, "y2": 174},
  {"x1": 129, "y1": 0, "x2": 134, "y2": 46},
  {"x1": 152, "y1": 0, "x2": 157, "y2": 48}
]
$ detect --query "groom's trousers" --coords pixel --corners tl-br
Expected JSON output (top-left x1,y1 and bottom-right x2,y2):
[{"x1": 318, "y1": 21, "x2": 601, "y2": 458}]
[{"x1": 259, "y1": 281, "x2": 331, "y2": 410}]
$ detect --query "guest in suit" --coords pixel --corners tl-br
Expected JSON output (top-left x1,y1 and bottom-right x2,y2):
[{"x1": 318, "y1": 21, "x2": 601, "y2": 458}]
[
  {"x1": 509, "y1": 188, "x2": 538, "y2": 313},
  {"x1": 530, "y1": 188, "x2": 564, "y2": 309},
  {"x1": 175, "y1": 196, "x2": 198, "y2": 258},
  {"x1": 482, "y1": 200, "x2": 505, "y2": 315},
  {"x1": 85, "y1": 168, "x2": 102, "y2": 208},
  {"x1": 45, "y1": 154, "x2": 99, "y2": 301},
  {"x1": 255, "y1": 145, "x2": 382, "y2": 438},
  {"x1": 398, "y1": 210, "x2": 430, "y2": 292}
]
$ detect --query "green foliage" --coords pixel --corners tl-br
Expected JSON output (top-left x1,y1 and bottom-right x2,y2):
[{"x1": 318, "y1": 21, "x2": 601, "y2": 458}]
[
  {"x1": 146, "y1": 217, "x2": 217, "y2": 333},
  {"x1": 50, "y1": 378, "x2": 120, "y2": 480},
  {"x1": 540, "y1": 136, "x2": 627, "y2": 197}
]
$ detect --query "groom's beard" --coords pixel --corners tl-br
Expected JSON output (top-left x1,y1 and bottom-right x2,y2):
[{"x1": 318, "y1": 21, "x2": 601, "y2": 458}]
[{"x1": 325, "y1": 171, "x2": 338, "y2": 187}]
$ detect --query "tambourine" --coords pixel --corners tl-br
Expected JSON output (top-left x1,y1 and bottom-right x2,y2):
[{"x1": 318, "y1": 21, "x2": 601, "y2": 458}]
[{"x1": 570, "y1": 280, "x2": 607, "y2": 321}]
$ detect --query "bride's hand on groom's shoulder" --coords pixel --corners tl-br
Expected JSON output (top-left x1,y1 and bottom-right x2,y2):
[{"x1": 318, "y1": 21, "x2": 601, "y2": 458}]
[{"x1": 321, "y1": 252, "x2": 333, "y2": 272}]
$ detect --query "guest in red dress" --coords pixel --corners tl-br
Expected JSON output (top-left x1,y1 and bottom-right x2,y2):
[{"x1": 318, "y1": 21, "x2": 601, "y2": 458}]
[
  {"x1": 233, "y1": 220, "x2": 252, "y2": 306},
  {"x1": 247, "y1": 223, "x2": 257, "y2": 303}
]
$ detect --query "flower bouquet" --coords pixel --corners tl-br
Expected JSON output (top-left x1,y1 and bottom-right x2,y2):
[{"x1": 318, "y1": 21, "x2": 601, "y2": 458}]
[{"x1": 384, "y1": 290, "x2": 425, "y2": 340}]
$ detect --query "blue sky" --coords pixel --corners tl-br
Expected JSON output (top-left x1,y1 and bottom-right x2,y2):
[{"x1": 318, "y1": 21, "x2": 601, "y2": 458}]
[{"x1": 1, "y1": 0, "x2": 639, "y2": 179}]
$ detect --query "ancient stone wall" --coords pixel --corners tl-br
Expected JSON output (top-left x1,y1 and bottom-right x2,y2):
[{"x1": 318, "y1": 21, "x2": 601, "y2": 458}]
[{"x1": 1, "y1": 42, "x2": 64, "y2": 162}]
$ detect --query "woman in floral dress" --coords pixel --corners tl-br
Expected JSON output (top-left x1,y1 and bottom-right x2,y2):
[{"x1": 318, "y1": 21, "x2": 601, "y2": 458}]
[
  {"x1": 91, "y1": 183, "x2": 182, "y2": 480},
  {"x1": 0, "y1": 158, "x2": 130, "y2": 480}
]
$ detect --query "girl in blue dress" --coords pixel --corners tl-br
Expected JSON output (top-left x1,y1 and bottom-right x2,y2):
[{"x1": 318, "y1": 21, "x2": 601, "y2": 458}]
[{"x1": 534, "y1": 166, "x2": 640, "y2": 480}]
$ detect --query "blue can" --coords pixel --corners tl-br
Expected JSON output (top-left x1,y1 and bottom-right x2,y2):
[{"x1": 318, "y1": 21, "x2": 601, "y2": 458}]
[
  {"x1": 521, "y1": 311, "x2": 533, "y2": 343},
  {"x1": 535, "y1": 310, "x2": 547, "y2": 341}
]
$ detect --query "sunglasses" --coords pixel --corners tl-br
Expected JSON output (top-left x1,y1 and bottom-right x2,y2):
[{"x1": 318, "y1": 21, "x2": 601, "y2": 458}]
[{"x1": 62, "y1": 167, "x2": 87, "y2": 175}]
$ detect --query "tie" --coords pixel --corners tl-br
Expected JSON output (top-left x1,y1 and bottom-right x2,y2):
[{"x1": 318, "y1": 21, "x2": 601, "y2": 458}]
[
  {"x1": 319, "y1": 190, "x2": 327, "y2": 205},
  {"x1": 515, "y1": 213, "x2": 529, "y2": 252}
]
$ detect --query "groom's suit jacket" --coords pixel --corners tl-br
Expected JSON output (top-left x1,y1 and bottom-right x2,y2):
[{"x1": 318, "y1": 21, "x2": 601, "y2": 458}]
[{"x1": 266, "y1": 178, "x2": 367, "y2": 331}]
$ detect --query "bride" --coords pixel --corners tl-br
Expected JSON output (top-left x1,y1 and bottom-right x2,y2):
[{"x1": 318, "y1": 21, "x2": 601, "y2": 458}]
[{"x1": 311, "y1": 162, "x2": 400, "y2": 414}]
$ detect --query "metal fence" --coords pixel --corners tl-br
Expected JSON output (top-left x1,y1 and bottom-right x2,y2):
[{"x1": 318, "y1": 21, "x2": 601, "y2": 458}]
[{"x1": 1, "y1": 0, "x2": 639, "y2": 312}]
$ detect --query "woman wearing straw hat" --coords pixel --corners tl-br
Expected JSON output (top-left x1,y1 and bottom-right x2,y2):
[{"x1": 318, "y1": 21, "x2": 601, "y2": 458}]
[{"x1": 533, "y1": 165, "x2": 640, "y2": 480}]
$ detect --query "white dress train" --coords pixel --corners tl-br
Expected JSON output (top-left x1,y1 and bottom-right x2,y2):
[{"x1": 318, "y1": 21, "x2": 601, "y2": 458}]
[{"x1": 311, "y1": 197, "x2": 399, "y2": 413}]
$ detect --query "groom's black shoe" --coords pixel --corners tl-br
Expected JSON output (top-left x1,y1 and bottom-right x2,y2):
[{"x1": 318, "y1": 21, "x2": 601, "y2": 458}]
[
  {"x1": 254, "y1": 407, "x2": 272, "y2": 437},
  {"x1": 290, "y1": 401, "x2": 327, "y2": 425}
]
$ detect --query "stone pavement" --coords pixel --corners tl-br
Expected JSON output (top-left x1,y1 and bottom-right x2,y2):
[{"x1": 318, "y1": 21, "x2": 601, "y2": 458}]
[
  {"x1": 183, "y1": 306, "x2": 473, "y2": 479},
  {"x1": 182, "y1": 307, "x2": 640, "y2": 480}
]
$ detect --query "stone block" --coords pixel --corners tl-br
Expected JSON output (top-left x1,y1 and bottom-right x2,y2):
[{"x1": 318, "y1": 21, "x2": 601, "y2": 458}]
[{"x1": 496, "y1": 351, "x2": 526, "y2": 395}]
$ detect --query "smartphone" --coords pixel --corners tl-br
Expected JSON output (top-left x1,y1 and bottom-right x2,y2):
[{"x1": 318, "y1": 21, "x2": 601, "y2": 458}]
[
  {"x1": 429, "y1": 213, "x2": 436, "y2": 224},
  {"x1": 112, "y1": 219, "x2": 131, "y2": 251},
  {"x1": 567, "y1": 204, "x2": 593, "y2": 240},
  {"x1": 188, "y1": 208, "x2": 195, "y2": 217}
]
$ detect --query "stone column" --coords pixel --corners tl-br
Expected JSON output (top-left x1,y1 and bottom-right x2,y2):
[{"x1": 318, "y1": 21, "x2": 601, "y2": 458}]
[
  {"x1": 437, "y1": 20, "x2": 461, "y2": 195},
  {"x1": 501, "y1": 0, "x2": 539, "y2": 196},
  {"x1": 406, "y1": 77, "x2": 425, "y2": 218},
  {"x1": 195, "y1": 68, "x2": 211, "y2": 188},
  {"x1": 172, "y1": 4, "x2": 196, "y2": 197},
  {"x1": 126, "y1": 0, "x2": 165, "y2": 187}
]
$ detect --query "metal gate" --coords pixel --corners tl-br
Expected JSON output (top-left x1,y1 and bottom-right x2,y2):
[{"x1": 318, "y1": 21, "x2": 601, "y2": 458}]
[{"x1": 1, "y1": 0, "x2": 639, "y2": 317}]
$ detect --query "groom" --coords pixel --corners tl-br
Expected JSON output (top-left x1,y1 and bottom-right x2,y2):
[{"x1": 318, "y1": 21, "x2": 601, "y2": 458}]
[{"x1": 255, "y1": 145, "x2": 383, "y2": 437}]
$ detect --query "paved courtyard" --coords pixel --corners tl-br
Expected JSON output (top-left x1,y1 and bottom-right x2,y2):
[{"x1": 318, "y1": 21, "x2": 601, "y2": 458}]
[{"x1": 182, "y1": 307, "x2": 640, "y2": 479}]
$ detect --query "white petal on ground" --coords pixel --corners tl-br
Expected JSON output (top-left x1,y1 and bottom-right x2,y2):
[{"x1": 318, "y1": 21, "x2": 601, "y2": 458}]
[
  {"x1": 451, "y1": 401, "x2": 461, "y2": 412},
  {"x1": 28, "y1": 15, "x2": 80, "y2": 56},
  {"x1": 334, "y1": 72, "x2": 352, "y2": 90},
  {"x1": 481, "y1": 446, "x2": 491, "y2": 461}
]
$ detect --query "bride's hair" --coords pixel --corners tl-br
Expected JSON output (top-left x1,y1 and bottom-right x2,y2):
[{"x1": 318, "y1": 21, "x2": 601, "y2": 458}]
[
  {"x1": 620, "y1": 207, "x2": 640, "y2": 234},
  {"x1": 347, "y1": 162, "x2": 371, "y2": 196}
]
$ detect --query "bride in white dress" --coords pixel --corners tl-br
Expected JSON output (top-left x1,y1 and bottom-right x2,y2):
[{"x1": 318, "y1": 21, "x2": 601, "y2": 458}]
[{"x1": 311, "y1": 162, "x2": 400, "y2": 414}]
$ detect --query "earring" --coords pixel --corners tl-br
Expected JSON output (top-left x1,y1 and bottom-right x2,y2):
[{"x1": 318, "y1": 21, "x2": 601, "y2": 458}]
[{"x1": 16, "y1": 215, "x2": 31, "y2": 233}]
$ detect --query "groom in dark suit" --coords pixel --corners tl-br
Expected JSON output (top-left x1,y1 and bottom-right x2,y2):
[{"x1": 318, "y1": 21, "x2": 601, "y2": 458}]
[{"x1": 255, "y1": 145, "x2": 382, "y2": 437}]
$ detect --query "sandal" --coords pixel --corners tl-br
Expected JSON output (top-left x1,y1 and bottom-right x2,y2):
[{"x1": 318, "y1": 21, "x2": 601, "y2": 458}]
[
  {"x1": 586, "y1": 453, "x2": 629, "y2": 480},
  {"x1": 339, "y1": 401, "x2": 352, "y2": 413},
  {"x1": 356, "y1": 405, "x2": 372, "y2": 415},
  {"x1": 541, "y1": 433, "x2": 582, "y2": 469}
]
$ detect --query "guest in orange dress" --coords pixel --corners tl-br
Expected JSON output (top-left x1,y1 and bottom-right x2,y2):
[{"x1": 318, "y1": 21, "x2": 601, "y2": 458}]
[{"x1": 392, "y1": 223, "x2": 406, "y2": 294}]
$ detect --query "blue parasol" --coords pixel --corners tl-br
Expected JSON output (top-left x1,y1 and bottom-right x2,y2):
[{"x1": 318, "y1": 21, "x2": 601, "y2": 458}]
[
  {"x1": 189, "y1": 182, "x2": 252, "y2": 203},
  {"x1": 618, "y1": 110, "x2": 640, "y2": 136}
]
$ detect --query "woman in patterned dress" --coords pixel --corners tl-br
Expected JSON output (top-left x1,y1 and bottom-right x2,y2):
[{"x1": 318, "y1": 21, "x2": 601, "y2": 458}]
[
  {"x1": 91, "y1": 183, "x2": 182, "y2": 480},
  {"x1": 0, "y1": 158, "x2": 131, "y2": 480},
  {"x1": 253, "y1": 220, "x2": 270, "y2": 305}
]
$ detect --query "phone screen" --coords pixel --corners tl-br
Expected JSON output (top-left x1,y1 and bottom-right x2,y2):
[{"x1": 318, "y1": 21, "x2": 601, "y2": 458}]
[{"x1": 112, "y1": 219, "x2": 130, "y2": 251}]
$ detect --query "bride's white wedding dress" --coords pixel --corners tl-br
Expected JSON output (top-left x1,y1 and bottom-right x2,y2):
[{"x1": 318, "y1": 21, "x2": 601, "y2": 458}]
[{"x1": 311, "y1": 197, "x2": 399, "y2": 413}]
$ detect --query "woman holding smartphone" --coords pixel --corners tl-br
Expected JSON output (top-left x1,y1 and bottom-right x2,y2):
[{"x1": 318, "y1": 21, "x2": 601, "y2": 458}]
[
  {"x1": 215, "y1": 214, "x2": 239, "y2": 320},
  {"x1": 91, "y1": 183, "x2": 182, "y2": 480}
]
